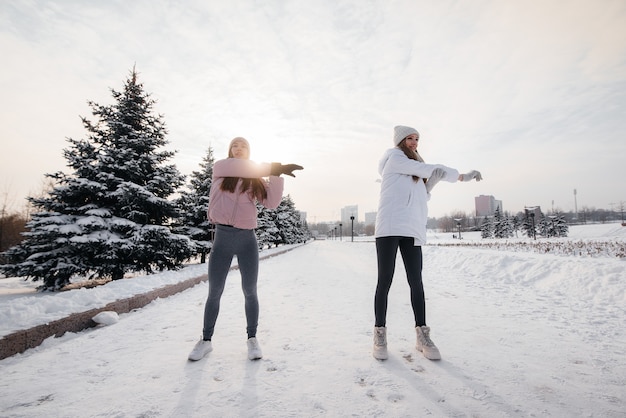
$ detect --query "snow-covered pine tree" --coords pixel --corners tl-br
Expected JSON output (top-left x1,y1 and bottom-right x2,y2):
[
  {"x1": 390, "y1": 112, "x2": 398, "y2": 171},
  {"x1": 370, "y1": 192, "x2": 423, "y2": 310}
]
[
  {"x1": 493, "y1": 208, "x2": 514, "y2": 239},
  {"x1": 480, "y1": 216, "x2": 493, "y2": 238},
  {"x1": 538, "y1": 213, "x2": 550, "y2": 238},
  {"x1": 0, "y1": 211, "x2": 85, "y2": 290},
  {"x1": 1, "y1": 68, "x2": 193, "y2": 290},
  {"x1": 174, "y1": 147, "x2": 215, "y2": 263},
  {"x1": 540, "y1": 213, "x2": 569, "y2": 238},
  {"x1": 84, "y1": 68, "x2": 193, "y2": 278},
  {"x1": 256, "y1": 203, "x2": 280, "y2": 250},
  {"x1": 522, "y1": 212, "x2": 536, "y2": 239},
  {"x1": 555, "y1": 213, "x2": 569, "y2": 237},
  {"x1": 300, "y1": 218, "x2": 313, "y2": 242},
  {"x1": 492, "y1": 208, "x2": 503, "y2": 238},
  {"x1": 255, "y1": 195, "x2": 308, "y2": 249},
  {"x1": 1, "y1": 139, "x2": 102, "y2": 289},
  {"x1": 273, "y1": 195, "x2": 305, "y2": 245},
  {"x1": 512, "y1": 216, "x2": 521, "y2": 238}
]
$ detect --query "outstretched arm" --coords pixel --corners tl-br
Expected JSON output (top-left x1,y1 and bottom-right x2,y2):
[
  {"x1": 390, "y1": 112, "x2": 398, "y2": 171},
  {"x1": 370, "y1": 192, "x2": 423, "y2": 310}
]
[
  {"x1": 214, "y1": 159, "x2": 304, "y2": 178},
  {"x1": 213, "y1": 159, "x2": 272, "y2": 178},
  {"x1": 385, "y1": 153, "x2": 460, "y2": 181},
  {"x1": 427, "y1": 169, "x2": 483, "y2": 195}
]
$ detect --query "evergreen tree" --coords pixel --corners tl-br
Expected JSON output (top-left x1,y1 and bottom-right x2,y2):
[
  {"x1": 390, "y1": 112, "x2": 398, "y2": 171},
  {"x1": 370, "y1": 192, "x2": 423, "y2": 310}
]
[
  {"x1": 255, "y1": 195, "x2": 308, "y2": 249},
  {"x1": 480, "y1": 216, "x2": 493, "y2": 238},
  {"x1": 1, "y1": 68, "x2": 193, "y2": 290},
  {"x1": 493, "y1": 208, "x2": 514, "y2": 239},
  {"x1": 274, "y1": 195, "x2": 304, "y2": 245},
  {"x1": 522, "y1": 211, "x2": 537, "y2": 239},
  {"x1": 541, "y1": 213, "x2": 569, "y2": 238},
  {"x1": 538, "y1": 213, "x2": 550, "y2": 238},
  {"x1": 555, "y1": 213, "x2": 569, "y2": 237},
  {"x1": 493, "y1": 208, "x2": 504, "y2": 238},
  {"x1": 174, "y1": 147, "x2": 215, "y2": 263},
  {"x1": 256, "y1": 203, "x2": 280, "y2": 250},
  {"x1": 511, "y1": 216, "x2": 521, "y2": 238},
  {"x1": 300, "y1": 218, "x2": 313, "y2": 242}
]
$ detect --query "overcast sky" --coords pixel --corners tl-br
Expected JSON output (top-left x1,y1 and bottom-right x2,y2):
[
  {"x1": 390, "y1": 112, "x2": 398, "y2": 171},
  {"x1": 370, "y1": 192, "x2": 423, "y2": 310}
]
[{"x1": 1, "y1": 0, "x2": 625, "y2": 222}]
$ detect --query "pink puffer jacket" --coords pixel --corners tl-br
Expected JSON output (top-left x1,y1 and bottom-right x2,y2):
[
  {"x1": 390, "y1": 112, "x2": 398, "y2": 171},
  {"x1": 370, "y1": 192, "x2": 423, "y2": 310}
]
[{"x1": 207, "y1": 158, "x2": 284, "y2": 229}]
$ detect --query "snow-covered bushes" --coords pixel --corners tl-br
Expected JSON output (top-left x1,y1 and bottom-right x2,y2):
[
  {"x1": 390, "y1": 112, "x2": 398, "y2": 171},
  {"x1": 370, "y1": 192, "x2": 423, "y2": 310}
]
[{"x1": 431, "y1": 239, "x2": 625, "y2": 258}]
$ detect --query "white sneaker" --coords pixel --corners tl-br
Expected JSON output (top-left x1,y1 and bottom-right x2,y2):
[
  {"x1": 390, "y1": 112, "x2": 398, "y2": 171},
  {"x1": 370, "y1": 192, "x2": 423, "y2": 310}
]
[
  {"x1": 247, "y1": 337, "x2": 263, "y2": 360},
  {"x1": 188, "y1": 339, "x2": 213, "y2": 361},
  {"x1": 416, "y1": 326, "x2": 441, "y2": 360},
  {"x1": 373, "y1": 326, "x2": 388, "y2": 360}
]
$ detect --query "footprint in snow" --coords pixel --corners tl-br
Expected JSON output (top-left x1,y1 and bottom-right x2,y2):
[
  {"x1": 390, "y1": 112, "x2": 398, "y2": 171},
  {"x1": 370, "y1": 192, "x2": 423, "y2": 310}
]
[{"x1": 388, "y1": 392, "x2": 404, "y2": 403}]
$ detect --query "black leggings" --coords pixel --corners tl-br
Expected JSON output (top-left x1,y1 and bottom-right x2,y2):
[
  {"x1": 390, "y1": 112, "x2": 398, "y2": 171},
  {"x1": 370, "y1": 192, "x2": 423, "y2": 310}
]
[{"x1": 374, "y1": 236, "x2": 425, "y2": 328}]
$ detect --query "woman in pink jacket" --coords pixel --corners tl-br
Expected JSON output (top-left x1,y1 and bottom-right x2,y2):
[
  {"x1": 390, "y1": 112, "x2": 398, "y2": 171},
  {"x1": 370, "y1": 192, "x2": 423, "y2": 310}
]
[{"x1": 189, "y1": 137, "x2": 302, "y2": 361}]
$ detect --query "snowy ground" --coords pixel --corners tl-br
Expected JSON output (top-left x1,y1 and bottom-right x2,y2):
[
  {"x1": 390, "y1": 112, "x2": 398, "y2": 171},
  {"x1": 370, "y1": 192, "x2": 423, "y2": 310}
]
[{"x1": 0, "y1": 224, "x2": 625, "y2": 417}]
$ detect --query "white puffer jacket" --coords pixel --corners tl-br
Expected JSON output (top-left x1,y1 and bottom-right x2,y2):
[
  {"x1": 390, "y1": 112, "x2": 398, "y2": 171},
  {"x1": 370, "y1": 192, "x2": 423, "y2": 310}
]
[{"x1": 375, "y1": 148, "x2": 459, "y2": 245}]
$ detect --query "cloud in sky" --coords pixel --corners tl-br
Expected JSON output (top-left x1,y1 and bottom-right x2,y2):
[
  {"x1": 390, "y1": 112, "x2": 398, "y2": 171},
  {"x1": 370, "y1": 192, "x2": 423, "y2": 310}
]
[{"x1": 1, "y1": 0, "x2": 625, "y2": 222}]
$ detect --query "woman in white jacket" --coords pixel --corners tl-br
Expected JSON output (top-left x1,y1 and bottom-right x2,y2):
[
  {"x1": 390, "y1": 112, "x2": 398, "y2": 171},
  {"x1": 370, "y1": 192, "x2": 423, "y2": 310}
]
[{"x1": 373, "y1": 125, "x2": 482, "y2": 361}]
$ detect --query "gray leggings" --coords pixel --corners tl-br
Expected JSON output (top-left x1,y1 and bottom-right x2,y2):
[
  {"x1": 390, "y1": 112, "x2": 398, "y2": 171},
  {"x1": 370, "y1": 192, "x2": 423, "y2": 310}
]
[{"x1": 202, "y1": 225, "x2": 259, "y2": 340}]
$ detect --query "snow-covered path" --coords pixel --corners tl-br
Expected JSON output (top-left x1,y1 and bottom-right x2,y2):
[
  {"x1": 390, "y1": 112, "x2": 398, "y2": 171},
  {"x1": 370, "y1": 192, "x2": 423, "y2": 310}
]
[{"x1": 1, "y1": 240, "x2": 625, "y2": 417}]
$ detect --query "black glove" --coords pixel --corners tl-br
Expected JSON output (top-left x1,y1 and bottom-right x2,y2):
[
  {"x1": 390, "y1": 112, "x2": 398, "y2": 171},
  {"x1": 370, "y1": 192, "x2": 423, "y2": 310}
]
[{"x1": 271, "y1": 163, "x2": 304, "y2": 177}]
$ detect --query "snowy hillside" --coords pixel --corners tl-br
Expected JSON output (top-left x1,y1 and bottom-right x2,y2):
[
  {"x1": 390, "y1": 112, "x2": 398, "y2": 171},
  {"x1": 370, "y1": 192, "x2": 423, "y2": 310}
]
[{"x1": 0, "y1": 223, "x2": 624, "y2": 417}]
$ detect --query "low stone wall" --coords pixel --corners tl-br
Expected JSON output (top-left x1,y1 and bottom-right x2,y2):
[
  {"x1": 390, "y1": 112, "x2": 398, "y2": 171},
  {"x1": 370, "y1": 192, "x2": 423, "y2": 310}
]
[{"x1": 0, "y1": 245, "x2": 299, "y2": 360}]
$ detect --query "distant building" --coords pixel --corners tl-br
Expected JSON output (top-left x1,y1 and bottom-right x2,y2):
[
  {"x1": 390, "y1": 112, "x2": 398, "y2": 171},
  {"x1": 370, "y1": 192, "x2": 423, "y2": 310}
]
[
  {"x1": 364, "y1": 211, "x2": 377, "y2": 226},
  {"x1": 298, "y1": 211, "x2": 307, "y2": 223},
  {"x1": 475, "y1": 195, "x2": 503, "y2": 217},
  {"x1": 341, "y1": 205, "x2": 358, "y2": 226}
]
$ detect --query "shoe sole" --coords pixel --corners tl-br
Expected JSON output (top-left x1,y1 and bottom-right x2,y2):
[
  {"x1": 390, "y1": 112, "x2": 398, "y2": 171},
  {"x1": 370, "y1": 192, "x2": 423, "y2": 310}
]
[
  {"x1": 417, "y1": 346, "x2": 441, "y2": 360},
  {"x1": 188, "y1": 352, "x2": 210, "y2": 361},
  {"x1": 373, "y1": 347, "x2": 388, "y2": 360},
  {"x1": 188, "y1": 348, "x2": 212, "y2": 361}
]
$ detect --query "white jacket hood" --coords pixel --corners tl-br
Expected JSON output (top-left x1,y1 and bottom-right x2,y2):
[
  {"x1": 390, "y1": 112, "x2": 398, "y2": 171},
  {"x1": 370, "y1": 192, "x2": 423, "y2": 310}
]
[{"x1": 378, "y1": 148, "x2": 395, "y2": 176}]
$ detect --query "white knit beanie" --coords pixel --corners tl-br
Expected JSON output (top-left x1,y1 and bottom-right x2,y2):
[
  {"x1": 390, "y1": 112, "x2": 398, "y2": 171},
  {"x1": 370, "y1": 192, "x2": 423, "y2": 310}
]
[
  {"x1": 228, "y1": 137, "x2": 251, "y2": 158},
  {"x1": 393, "y1": 125, "x2": 419, "y2": 146},
  {"x1": 229, "y1": 136, "x2": 250, "y2": 148}
]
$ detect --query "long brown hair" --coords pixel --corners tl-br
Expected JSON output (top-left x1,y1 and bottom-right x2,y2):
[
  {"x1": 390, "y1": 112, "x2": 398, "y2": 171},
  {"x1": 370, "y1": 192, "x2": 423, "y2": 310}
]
[
  {"x1": 220, "y1": 177, "x2": 268, "y2": 202},
  {"x1": 397, "y1": 140, "x2": 426, "y2": 184}
]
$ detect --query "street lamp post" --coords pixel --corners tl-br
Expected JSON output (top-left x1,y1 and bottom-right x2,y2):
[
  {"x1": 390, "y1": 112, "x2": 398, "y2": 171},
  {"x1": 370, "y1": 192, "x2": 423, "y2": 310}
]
[
  {"x1": 454, "y1": 218, "x2": 462, "y2": 240},
  {"x1": 339, "y1": 223, "x2": 342, "y2": 241},
  {"x1": 350, "y1": 216, "x2": 355, "y2": 242}
]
